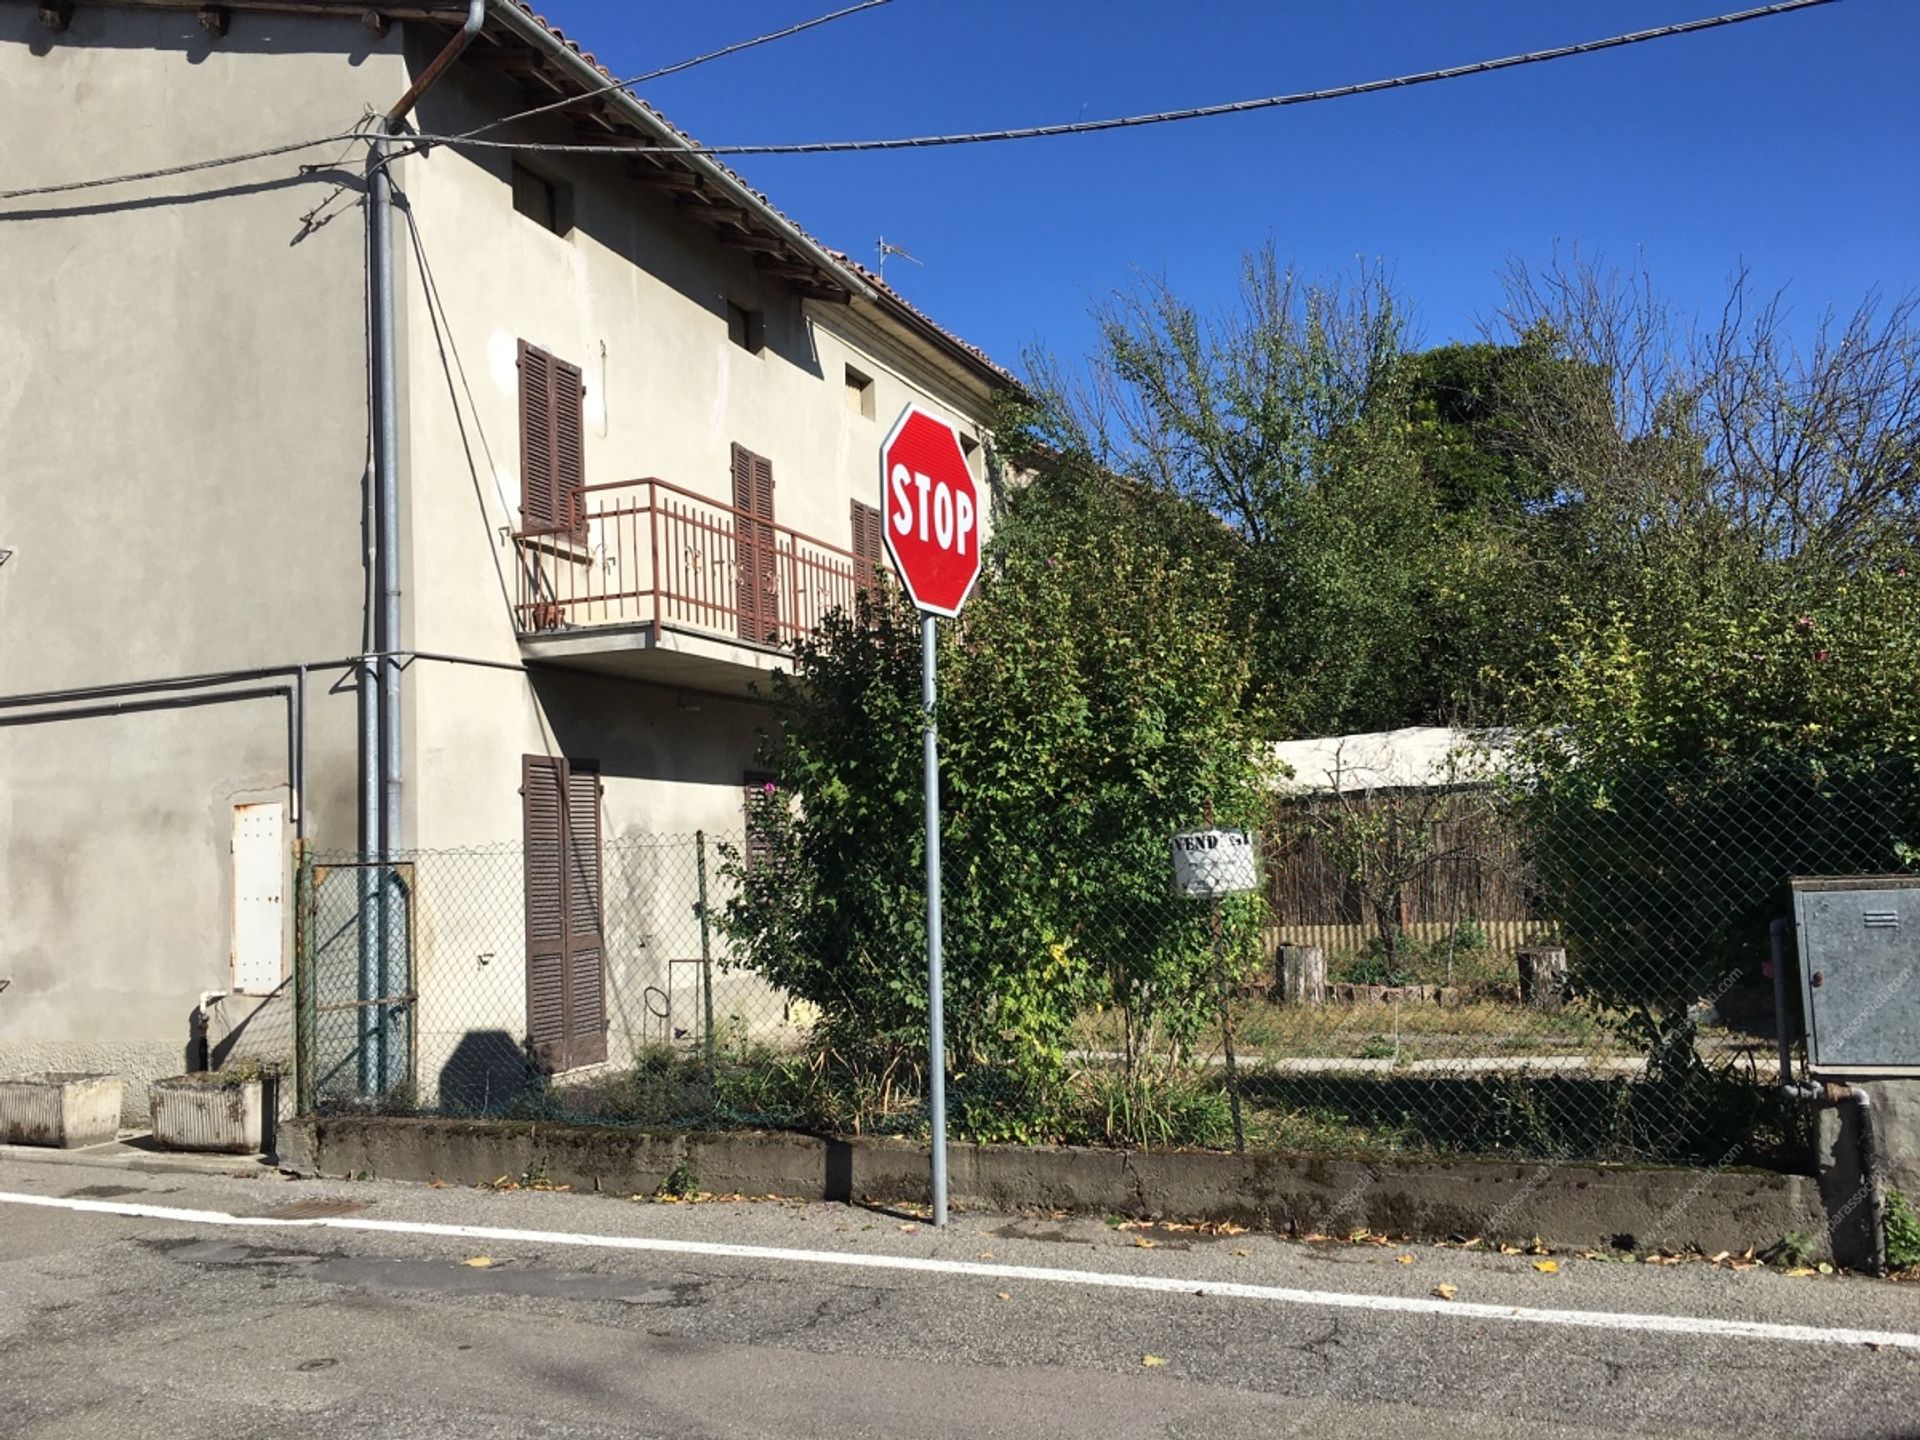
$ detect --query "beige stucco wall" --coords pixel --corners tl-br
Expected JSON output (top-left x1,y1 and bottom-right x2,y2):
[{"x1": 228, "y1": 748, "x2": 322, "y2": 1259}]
[{"x1": 0, "y1": 7, "x2": 407, "y2": 1117}]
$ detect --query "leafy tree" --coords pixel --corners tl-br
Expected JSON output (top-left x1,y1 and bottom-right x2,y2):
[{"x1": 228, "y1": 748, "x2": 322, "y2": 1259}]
[{"x1": 720, "y1": 452, "x2": 1270, "y2": 1137}]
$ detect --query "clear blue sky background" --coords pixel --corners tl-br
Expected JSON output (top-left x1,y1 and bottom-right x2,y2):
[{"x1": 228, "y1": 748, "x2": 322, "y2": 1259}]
[{"x1": 535, "y1": 0, "x2": 1916, "y2": 377}]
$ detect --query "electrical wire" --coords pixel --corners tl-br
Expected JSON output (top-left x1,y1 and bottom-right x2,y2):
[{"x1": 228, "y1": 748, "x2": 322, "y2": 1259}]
[
  {"x1": 0, "y1": 0, "x2": 1839, "y2": 203},
  {"x1": 0, "y1": 132, "x2": 368, "y2": 203},
  {"x1": 404, "y1": 0, "x2": 1838, "y2": 159},
  {"x1": 452, "y1": 0, "x2": 892, "y2": 143}
]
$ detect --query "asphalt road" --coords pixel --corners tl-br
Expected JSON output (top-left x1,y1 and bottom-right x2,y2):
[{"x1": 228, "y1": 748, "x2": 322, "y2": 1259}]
[{"x1": 2, "y1": 1147, "x2": 1917, "y2": 1439}]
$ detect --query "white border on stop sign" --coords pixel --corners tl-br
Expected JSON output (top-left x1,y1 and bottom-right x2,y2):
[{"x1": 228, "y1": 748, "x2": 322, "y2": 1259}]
[{"x1": 878, "y1": 402, "x2": 982, "y2": 619}]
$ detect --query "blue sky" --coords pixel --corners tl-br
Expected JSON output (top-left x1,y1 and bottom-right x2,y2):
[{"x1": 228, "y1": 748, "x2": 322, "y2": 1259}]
[{"x1": 535, "y1": 0, "x2": 1917, "y2": 376}]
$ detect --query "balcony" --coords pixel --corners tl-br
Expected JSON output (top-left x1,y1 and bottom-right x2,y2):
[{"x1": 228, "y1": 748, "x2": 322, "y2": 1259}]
[{"x1": 512, "y1": 479, "x2": 865, "y2": 693}]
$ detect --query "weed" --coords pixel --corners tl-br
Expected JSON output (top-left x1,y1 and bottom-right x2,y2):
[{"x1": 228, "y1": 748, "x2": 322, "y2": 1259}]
[
  {"x1": 655, "y1": 1162, "x2": 698, "y2": 1200},
  {"x1": 1886, "y1": 1189, "x2": 1920, "y2": 1272}
]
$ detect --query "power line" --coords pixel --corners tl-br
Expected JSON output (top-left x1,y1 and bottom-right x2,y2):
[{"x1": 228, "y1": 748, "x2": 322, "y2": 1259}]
[
  {"x1": 406, "y1": 0, "x2": 1840, "y2": 159},
  {"x1": 0, "y1": 131, "x2": 370, "y2": 203},
  {"x1": 0, "y1": 3, "x2": 891, "y2": 202},
  {"x1": 452, "y1": 0, "x2": 892, "y2": 144},
  {"x1": 0, "y1": 0, "x2": 1838, "y2": 204}
]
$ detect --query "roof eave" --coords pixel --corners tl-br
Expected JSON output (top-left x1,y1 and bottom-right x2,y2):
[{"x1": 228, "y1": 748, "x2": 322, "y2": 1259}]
[{"x1": 483, "y1": 0, "x2": 874, "y2": 307}]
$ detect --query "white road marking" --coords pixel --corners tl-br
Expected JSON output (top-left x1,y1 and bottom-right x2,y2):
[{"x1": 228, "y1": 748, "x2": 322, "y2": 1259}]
[{"x1": 1, "y1": 1188, "x2": 1912, "y2": 1352}]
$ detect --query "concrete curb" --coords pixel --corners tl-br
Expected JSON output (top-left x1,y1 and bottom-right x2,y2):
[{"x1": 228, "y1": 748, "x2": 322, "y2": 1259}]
[{"x1": 288, "y1": 1116, "x2": 1830, "y2": 1259}]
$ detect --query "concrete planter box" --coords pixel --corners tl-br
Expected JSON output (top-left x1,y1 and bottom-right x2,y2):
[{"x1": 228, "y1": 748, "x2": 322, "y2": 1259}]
[
  {"x1": 150, "y1": 1075, "x2": 267, "y2": 1154},
  {"x1": 0, "y1": 1072, "x2": 125, "y2": 1148}
]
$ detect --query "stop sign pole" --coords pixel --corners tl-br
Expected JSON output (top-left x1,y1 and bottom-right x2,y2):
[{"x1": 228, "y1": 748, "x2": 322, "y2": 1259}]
[{"x1": 880, "y1": 404, "x2": 983, "y2": 1229}]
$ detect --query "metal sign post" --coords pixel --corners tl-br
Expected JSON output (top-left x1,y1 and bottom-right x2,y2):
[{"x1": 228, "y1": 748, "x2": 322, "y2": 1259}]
[
  {"x1": 922, "y1": 615, "x2": 947, "y2": 1224},
  {"x1": 1172, "y1": 823, "x2": 1259, "y2": 1154},
  {"x1": 880, "y1": 403, "x2": 983, "y2": 1229}
]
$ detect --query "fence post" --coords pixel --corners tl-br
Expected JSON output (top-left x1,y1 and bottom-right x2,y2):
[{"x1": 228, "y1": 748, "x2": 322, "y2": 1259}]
[
  {"x1": 293, "y1": 843, "x2": 314, "y2": 1116},
  {"x1": 696, "y1": 830, "x2": 716, "y2": 1068}
]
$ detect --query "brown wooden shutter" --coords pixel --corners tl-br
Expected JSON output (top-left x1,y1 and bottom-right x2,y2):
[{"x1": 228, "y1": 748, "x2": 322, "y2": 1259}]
[
  {"x1": 522, "y1": 755, "x2": 567, "y2": 1068},
  {"x1": 554, "y1": 355, "x2": 586, "y2": 536},
  {"x1": 517, "y1": 341, "x2": 585, "y2": 536},
  {"x1": 522, "y1": 754, "x2": 607, "y2": 1072},
  {"x1": 563, "y1": 761, "x2": 607, "y2": 1067},
  {"x1": 850, "y1": 500, "x2": 883, "y2": 599},
  {"x1": 732, "y1": 444, "x2": 779, "y2": 644},
  {"x1": 518, "y1": 341, "x2": 558, "y2": 533},
  {"x1": 744, "y1": 770, "x2": 777, "y2": 873}
]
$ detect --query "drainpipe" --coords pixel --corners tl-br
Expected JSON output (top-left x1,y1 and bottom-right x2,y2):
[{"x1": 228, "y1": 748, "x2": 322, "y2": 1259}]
[
  {"x1": 1769, "y1": 918, "x2": 1818, "y2": 1101},
  {"x1": 1770, "y1": 918, "x2": 1887, "y2": 1275},
  {"x1": 363, "y1": 0, "x2": 485, "y2": 1092}
]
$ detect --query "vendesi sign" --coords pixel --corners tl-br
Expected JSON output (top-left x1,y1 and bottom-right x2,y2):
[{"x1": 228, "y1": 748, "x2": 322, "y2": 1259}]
[{"x1": 1170, "y1": 829, "x2": 1259, "y2": 898}]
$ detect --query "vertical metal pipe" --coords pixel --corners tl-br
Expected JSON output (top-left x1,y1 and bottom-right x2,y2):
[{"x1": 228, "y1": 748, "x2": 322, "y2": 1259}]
[
  {"x1": 293, "y1": 665, "x2": 308, "y2": 842},
  {"x1": 371, "y1": 133, "x2": 401, "y2": 1093},
  {"x1": 697, "y1": 831, "x2": 716, "y2": 1071},
  {"x1": 1770, "y1": 917, "x2": 1795, "y2": 1087},
  {"x1": 922, "y1": 615, "x2": 948, "y2": 1227}
]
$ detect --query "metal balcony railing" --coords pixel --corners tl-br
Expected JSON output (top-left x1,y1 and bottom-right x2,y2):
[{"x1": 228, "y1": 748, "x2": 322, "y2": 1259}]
[{"x1": 513, "y1": 478, "x2": 865, "y2": 650}]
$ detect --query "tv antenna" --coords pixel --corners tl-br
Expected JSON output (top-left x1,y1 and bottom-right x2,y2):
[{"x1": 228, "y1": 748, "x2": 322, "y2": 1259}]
[{"x1": 875, "y1": 235, "x2": 922, "y2": 282}]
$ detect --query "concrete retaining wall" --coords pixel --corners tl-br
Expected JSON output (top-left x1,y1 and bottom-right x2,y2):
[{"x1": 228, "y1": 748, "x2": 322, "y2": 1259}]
[{"x1": 290, "y1": 1116, "x2": 1830, "y2": 1260}]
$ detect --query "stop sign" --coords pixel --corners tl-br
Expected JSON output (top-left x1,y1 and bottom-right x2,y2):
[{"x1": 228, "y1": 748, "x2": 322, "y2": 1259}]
[{"x1": 880, "y1": 404, "x2": 982, "y2": 618}]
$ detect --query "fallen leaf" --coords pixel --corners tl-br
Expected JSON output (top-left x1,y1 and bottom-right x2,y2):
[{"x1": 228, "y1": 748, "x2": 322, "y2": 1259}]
[
  {"x1": 1133, "y1": 1236, "x2": 1158, "y2": 1249},
  {"x1": 1532, "y1": 1260, "x2": 1559, "y2": 1274},
  {"x1": 1577, "y1": 1250, "x2": 1604, "y2": 1261},
  {"x1": 1497, "y1": 1243, "x2": 1523, "y2": 1256},
  {"x1": 1817, "y1": 1262, "x2": 1835, "y2": 1275},
  {"x1": 1784, "y1": 1266, "x2": 1817, "y2": 1277},
  {"x1": 1432, "y1": 1283, "x2": 1458, "y2": 1301},
  {"x1": 1709, "y1": 1251, "x2": 1731, "y2": 1264},
  {"x1": 1348, "y1": 1228, "x2": 1372, "y2": 1241},
  {"x1": 461, "y1": 1256, "x2": 494, "y2": 1269},
  {"x1": 897, "y1": 1224, "x2": 919, "y2": 1233},
  {"x1": 1526, "y1": 1237, "x2": 1550, "y2": 1256},
  {"x1": 978, "y1": 1251, "x2": 995, "y2": 1261},
  {"x1": 1396, "y1": 1254, "x2": 1415, "y2": 1265},
  {"x1": 995, "y1": 1291, "x2": 1011, "y2": 1302},
  {"x1": 1141, "y1": 1355, "x2": 1168, "y2": 1368},
  {"x1": 428, "y1": 1179, "x2": 448, "y2": 1190}
]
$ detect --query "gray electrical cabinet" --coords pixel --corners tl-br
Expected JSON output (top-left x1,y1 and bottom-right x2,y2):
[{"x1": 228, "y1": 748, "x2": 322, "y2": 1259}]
[{"x1": 1790, "y1": 876, "x2": 1920, "y2": 1077}]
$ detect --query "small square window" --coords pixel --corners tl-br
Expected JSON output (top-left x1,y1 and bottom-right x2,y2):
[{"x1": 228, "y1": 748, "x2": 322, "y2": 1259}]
[
  {"x1": 727, "y1": 301, "x2": 765, "y2": 355},
  {"x1": 512, "y1": 162, "x2": 571, "y2": 236},
  {"x1": 844, "y1": 365, "x2": 875, "y2": 419}
]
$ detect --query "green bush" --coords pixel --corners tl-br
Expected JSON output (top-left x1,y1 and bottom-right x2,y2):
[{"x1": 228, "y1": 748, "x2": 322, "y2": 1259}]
[
  {"x1": 721, "y1": 456, "x2": 1270, "y2": 1137},
  {"x1": 1886, "y1": 1189, "x2": 1920, "y2": 1273}
]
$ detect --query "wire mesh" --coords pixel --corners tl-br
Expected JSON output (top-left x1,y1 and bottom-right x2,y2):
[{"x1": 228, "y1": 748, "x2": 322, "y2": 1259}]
[{"x1": 293, "y1": 755, "x2": 1917, "y2": 1168}]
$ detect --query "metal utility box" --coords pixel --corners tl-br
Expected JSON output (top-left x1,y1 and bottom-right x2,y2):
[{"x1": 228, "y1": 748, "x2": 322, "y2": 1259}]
[{"x1": 1790, "y1": 876, "x2": 1920, "y2": 1077}]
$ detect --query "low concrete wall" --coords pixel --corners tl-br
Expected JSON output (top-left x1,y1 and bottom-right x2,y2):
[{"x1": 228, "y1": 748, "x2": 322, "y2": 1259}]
[{"x1": 293, "y1": 1116, "x2": 1830, "y2": 1259}]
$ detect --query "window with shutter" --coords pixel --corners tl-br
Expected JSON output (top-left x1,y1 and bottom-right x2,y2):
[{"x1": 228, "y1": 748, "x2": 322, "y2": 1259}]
[
  {"x1": 744, "y1": 770, "x2": 778, "y2": 874},
  {"x1": 850, "y1": 499, "x2": 884, "y2": 601},
  {"x1": 731, "y1": 443, "x2": 779, "y2": 644},
  {"x1": 517, "y1": 341, "x2": 586, "y2": 537},
  {"x1": 522, "y1": 754, "x2": 606, "y2": 1072}
]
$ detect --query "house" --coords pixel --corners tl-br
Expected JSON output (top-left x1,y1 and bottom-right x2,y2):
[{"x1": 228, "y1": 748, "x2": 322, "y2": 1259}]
[{"x1": 0, "y1": 0, "x2": 1014, "y2": 1120}]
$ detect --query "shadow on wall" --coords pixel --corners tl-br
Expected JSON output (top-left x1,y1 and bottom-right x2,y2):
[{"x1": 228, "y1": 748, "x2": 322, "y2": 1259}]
[
  {"x1": 440, "y1": 1029, "x2": 540, "y2": 1116},
  {"x1": 536, "y1": 671, "x2": 764, "y2": 790}
]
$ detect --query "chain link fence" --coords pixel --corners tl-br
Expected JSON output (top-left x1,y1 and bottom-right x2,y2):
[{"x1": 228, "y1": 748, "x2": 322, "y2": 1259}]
[{"x1": 294, "y1": 754, "x2": 1917, "y2": 1169}]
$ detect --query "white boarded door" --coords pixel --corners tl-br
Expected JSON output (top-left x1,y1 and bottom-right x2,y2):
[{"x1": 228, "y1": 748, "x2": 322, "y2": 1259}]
[{"x1": 231, "y1": 802, "x2": 286, "y2": 995}]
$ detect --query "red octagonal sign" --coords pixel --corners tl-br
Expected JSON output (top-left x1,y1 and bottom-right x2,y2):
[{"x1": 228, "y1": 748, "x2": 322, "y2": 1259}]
[{"x1": 880, "y1": 403, "x2": 982, "y2": 618}]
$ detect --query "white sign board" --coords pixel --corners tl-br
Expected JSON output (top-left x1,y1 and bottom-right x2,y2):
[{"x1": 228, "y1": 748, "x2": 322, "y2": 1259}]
[{"x1": 1170, "y1": 828, "x2": 1258, "y2": 898}]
